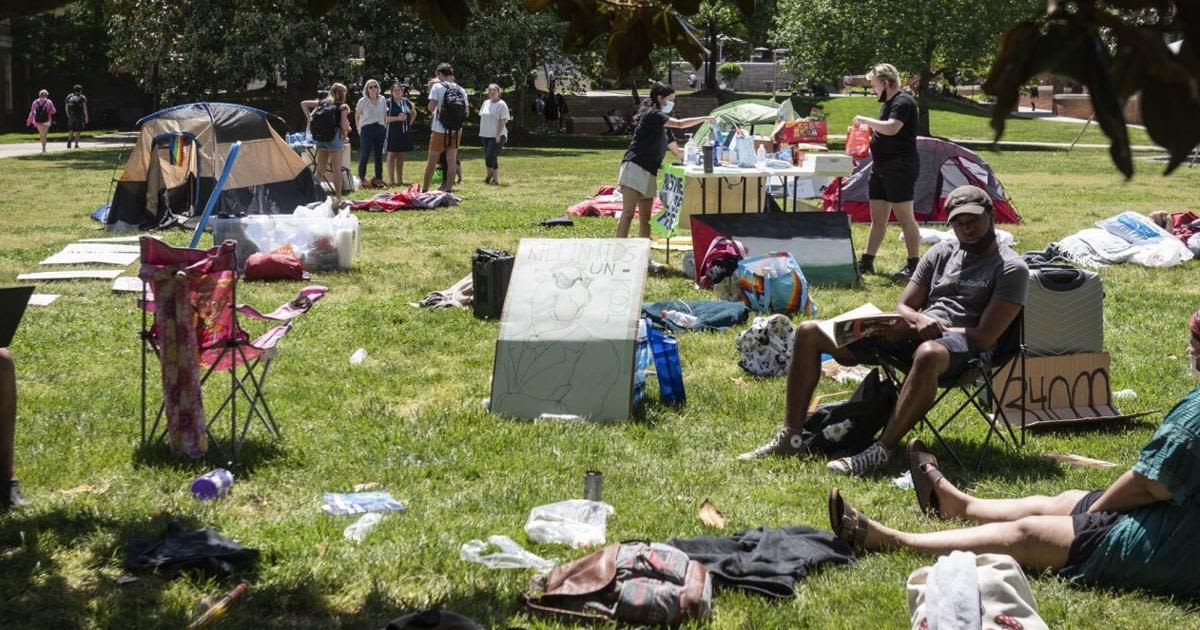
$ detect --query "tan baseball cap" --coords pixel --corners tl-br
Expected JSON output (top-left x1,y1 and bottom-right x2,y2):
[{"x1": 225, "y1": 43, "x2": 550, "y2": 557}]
[{"x1": 945, "y1": 185, "x2": 993, "y2": 221}]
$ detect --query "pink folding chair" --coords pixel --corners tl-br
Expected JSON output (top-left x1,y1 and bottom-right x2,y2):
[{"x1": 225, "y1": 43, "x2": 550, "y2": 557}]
[{"x1": 138, "y1": 236, "x2": 326, "y2": 462}]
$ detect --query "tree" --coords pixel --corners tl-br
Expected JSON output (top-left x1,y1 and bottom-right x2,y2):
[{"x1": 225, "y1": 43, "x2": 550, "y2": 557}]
[
  {"x1": 717, "y1": 61, "x2": 743, "y2": 85},
  {"x1": 773, "y1": 0, "x2": 1038, "y2": 137}
]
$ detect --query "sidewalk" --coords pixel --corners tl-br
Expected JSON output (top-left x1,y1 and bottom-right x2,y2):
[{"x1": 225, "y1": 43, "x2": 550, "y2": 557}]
[{"x1": 0, "y1": 132, "x2": 136, "y2": 159}]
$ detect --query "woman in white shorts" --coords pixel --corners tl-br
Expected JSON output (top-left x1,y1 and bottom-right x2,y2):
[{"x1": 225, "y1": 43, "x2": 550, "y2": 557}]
[{"x1": 616, "y1": 82, "x2": 713, "y2": 239}]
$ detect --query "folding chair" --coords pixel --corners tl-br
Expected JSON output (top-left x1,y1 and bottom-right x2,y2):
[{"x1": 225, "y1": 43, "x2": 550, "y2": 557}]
[
  {"x1": 877, "y1": 312, "x2": 1027, "y2": 471},
  {"x1": 137, "y1": 236, "x2": 327, "y2": 463}
]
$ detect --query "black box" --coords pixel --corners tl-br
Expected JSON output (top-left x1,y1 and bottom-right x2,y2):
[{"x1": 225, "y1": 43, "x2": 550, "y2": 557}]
[{"x1": 472, "y1": 248, "x2": 514, "y2": 320}]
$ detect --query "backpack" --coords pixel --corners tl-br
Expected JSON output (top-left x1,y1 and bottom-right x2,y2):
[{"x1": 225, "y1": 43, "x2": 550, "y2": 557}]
[
  {"x1": 309, "y1": 101, "x2": 341, "y2": 143},
  {"x1": 66, "y1": 94, "x2": 85, "y2": 117},
  {"x1": 524, "y1": 542, "x2": 712, "y2": 625},
  {"x1": 798, "y1": 368, "x2": 897, "y2": 456},
  {"x1": 736, "y1": 314, "x2": 794, "y2": 378},
  {"x1": 34, "y1": 100, "x2": 50, "y2": 124},
  {"x1": 437, "y1": 83, "x2": 468, "y2": 132}
]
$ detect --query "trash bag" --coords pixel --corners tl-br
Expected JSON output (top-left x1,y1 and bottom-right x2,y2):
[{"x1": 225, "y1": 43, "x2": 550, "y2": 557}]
[{"x1": 525, "y1": 499, "x2": 614, "y2": 548}]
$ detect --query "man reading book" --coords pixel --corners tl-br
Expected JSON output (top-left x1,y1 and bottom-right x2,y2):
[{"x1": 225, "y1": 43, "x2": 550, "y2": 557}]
[{"x1": 739, "y1": 185, "x2": 1029, "y2": 476}]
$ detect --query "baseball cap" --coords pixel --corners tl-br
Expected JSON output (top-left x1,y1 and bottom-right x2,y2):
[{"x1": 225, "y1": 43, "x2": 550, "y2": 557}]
[{"x1": 945, "y1": 185, "x2": 992, "y2": 221}]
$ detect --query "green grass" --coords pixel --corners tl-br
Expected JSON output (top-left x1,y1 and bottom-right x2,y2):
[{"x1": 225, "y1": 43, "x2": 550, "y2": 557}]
[
  {"x1": 1, "y1": 137, "x2": 1199, "y2": 628},
  {"x1": 0, "y1": 129, "x2": 122, "y2": 145}
]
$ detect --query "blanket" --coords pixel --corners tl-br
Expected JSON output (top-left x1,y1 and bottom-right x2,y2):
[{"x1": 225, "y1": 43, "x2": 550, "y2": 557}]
[
  {"x1": 1050, "y1": 211, "x2": 1195, "y2": 269},
  {"x1": 566, "y1": 185, "x2": 663, "y2": 217},
  {"x1": 350, "y1": 184, "x2": 460, "y2": 212}
]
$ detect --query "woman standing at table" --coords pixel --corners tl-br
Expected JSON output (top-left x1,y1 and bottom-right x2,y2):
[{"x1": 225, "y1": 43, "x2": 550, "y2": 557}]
[
  {"x1": 384, "y1": 82, "x2": 416, "y2": 186},
  {"x1": 616, "y1": 82, "x2": 713, "y2": 240},
  {"x1": 853, "y1": 63, "x2": 921, "y2": 280}
]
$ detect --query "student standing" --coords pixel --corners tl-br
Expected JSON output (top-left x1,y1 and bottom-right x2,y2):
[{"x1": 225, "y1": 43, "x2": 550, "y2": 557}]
[
  {"x1": 355, "y1": 79, "x2": 388, "y2": 188},
  {"x1": 854, "y1": 63, "x2": 922, "y2": 280},
  {"x1": 615, "y1": 82, "x2": 713, "y2": 240},
  {"x1": 423, "y1": 63, "x2": 468, "y2": 193},
  {"x1": 26, "y1": 90, "x2": 56, "y2": 153},
  {"x1": 65, "y1": 85, "x2": 88, "y2": 149},
  {"x1": 478, "y1": 83, "x2": 510, "y2": 186},
  {"x1": 301, "y1": 83, "x2": 352, "y2": 206},
  {"x1": 384, "y1": 83, "x2": 416, "y2": 186}
]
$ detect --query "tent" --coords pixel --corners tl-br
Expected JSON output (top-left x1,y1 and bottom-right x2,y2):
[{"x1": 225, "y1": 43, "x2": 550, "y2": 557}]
[
  {"x1": 688, "y1": 99, "x2": 794, "y2": 147},
  {"x1": 821, "y1": 137, "x2": 1020, "y2": 223},
  {"x1": 106, "y1": 102, "x2": 324, "y2": 229}
]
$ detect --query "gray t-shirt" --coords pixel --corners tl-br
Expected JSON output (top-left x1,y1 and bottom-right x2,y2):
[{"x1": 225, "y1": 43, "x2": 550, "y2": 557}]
[{"x1": 911, "y1": 240, "x2": 1029, "y2": 330}]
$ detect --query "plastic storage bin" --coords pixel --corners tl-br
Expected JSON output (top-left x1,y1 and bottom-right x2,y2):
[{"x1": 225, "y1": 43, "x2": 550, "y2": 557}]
[{"x1": 211, "y1": 214, "x2": 359, "y2": 271}]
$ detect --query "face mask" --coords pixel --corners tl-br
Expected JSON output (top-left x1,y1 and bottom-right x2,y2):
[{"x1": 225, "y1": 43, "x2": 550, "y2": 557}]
[
  {"x1": 661, "y1": 100, "x2": 675, "y2": 114},
  {"x1": 958, "y1": 215, "x2": 996, "y2": 255}
]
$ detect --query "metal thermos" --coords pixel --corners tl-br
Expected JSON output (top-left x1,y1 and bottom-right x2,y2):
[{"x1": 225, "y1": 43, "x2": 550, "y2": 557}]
[
  {"x1": 702, "y1": 141, "x2": 714, "y2": 173},
  {"x1": 583, "y1": 471, "x2": 603, "y2": 502}
]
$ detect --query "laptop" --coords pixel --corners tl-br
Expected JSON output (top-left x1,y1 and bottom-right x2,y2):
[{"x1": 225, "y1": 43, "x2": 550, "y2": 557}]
[{"x1": 0, "y1": 286, "x2": 35, "y2": 347}]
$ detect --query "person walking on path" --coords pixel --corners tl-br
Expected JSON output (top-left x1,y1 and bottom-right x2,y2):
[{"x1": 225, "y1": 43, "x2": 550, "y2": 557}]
[
  {"x1": 301, "y1": 83, "x2": 352, "y2": 206},
  {"x1": 854, "y1": 63, "x2": 922, "y2": 280},
  {"x1": 478, "y1": 83, "x2": 510, "y2": 186},
  {"x1": 64, "y1": 85, "x2": 88, "y2": 149},
  {"x1": 355, "y1": 79, "x2": 388, "y2": 188},
  {"x1": 616, "y1": 82, "x2": 713, "y2": 240},
  {"x1": 26, "y1": 90, "x2": 56, "y2": 153},
  {"x1": 384, "y1": 82, "x2": 416, "y2": 186}
]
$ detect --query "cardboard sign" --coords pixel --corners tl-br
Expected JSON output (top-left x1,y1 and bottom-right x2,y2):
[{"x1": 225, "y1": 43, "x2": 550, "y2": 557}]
[
  {"x1": 654, "y1": 164, "x2": 685, "y2": 236},
  {"x1": 490, "y1": 238, "x2": 650, "y2": 421},
  {"x1": 991, "y1": 352, "x2": 1146, "y2": 429}
]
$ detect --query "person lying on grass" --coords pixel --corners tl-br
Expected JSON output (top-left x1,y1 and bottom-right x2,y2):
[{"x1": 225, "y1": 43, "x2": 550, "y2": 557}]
[
  {"x1": 828, "y1": 306, "x2": 1200, "y2": 599},
  {"x1": 740, "y1": 184, "x2": 1029, "y2": 477}
]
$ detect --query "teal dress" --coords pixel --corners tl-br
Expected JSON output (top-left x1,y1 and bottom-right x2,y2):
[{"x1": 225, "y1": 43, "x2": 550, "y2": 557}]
[{"x1": 1069, "y1": 384, "x2": 1200, "y2": 597}]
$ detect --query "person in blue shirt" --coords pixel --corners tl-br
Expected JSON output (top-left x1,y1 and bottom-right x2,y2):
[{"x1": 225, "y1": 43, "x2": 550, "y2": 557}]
[{"x1": 828, "y1": 305, "x2": 1200, "y2": 599}]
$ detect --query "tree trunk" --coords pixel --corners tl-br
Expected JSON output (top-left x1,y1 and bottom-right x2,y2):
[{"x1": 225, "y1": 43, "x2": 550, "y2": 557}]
[
  {"x1": 705, "y1": 20, "x2": 719, "y2": 91},
  {"x1": 284, "y1": 62, "x2": 320, "y2": 132},
  {"x1": 917, "y1": 67, "x2": 932, "y2": 137}
]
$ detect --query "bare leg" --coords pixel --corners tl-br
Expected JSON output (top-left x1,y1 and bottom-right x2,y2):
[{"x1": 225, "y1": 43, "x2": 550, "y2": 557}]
[
  {"x1": 398, "y1": 153, "x2": 406, "y2": 185},
  {"x1": 868, "y1": 514, "x2": 1075, "y2": 571},
  {"x1": 0, "y1": 349, "x2": 16, "y2": 482},
  {"x1": 422, "y1": 148, "x2": 439, "y2": 192},
  {"x1": 929, "y1": 470, "x2": 1089, "y2": 523},
  {"x1": 636, "y1": 197, "x2": 654, "y2": 239},
  {"x1": 442, "y1": 142, "x2": 459, "y2": 192},
  {"x1": 782, "y1": 322, "x2": 857, "y2": 431},
  {"x1": 387, "y1": 152, "x2": 398, "y2": 185},
  {"x1": 878, "y1": 341, "x2": 950, "y2": 449},
  {"x1": 891, "y1": 201, "x2": 921, "y2": 259},
  {"x1": 615, "y1": 186, "x2": 640, "y2": 238},
  {"x1": 39, "y1": 125, "x2": 48, "y2": 152},
  {"x1": 865, "y1": 199, "x2": 891, "y2": 256}
]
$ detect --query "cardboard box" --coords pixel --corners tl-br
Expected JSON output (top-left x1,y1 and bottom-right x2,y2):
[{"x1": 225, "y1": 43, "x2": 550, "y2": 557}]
[
  {"x1": 802, "y1": 153, "x2": 853, "y2": 176},
  {"x1": 990, "y1": 352, "x2": 1150, "y2": 429}
]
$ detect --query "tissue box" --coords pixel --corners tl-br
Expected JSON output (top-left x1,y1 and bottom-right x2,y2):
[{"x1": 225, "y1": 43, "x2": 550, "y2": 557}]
[
  {"x1": 802, "y1": 153, "x2": 853, "y2": 176},
  {"x1": 211, "y1": 214, "x2": 360, "y2": 271}
]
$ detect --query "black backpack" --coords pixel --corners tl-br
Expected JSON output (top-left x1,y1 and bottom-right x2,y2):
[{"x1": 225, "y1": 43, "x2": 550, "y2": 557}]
[
  {"x1": 799, "y1": 368, "x2": 897, "y2": 456},
  {"x1": 66, "y1": 94, "x2": 85, "y2": 117},
  {"x1": 34, "y1": 100, "x2": 50, "y2": 124},
  {"x1": 438, "y1": 84, "x2": 467, "y2": 132},
  {"x1": 309, "y1": 101, "x2": 341, "y2": 142}
]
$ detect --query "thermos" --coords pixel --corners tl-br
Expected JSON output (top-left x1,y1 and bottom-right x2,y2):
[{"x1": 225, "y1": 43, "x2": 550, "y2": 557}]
[
  {"x1": 702, "y1": 139, "x2": 714, "y2": 173},
  {"x1": 583, "y1": 470, "x2": 603, "y2": 502}
]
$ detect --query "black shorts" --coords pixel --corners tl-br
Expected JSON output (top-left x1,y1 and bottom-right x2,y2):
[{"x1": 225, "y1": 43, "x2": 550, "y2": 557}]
[
  {"x1": 867, "y1": 158, "x2": 919, "y2": 204},
  {"x1": 68, "y1": 116, "x2": 85, "y2": 132},
  {"x1": 1058, "y1": 490, "x2": 1124, "y2": 577},
  {"x1": 387, "y1": 128, "x2": 414, "y2": 153},
  {"x1": 837, "y1": 331, "x2": 988, "y2": 381}
]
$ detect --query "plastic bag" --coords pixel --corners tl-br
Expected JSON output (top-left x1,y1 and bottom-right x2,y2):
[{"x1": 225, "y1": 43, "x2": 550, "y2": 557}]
[
  {"x1": 343, "y1": 513, "x2": 383, "y2": 542},
  {"x1": 734, "y1": 252, "x2": 816, "y2": 316},
  {"x1": 733, "y1": 135, "x2": 757, "y2": 168},
  {"x1": 845, "y1": 123, "x2": 871, "y2": 159},
  {"x1": 1096, "y1": 211, "x2": 1171, "y2": 244},
  {"x1": 525, "y1": 499, "x2": 615, "y2": 548},
  {"x1": 460, "y1": 535, "x2": 556, "y2": 571}
]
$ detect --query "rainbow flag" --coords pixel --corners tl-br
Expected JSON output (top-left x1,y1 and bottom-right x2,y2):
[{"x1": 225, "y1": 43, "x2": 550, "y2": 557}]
[{"x1": 168, "y1": 136, "x2": 188, "y2": 165}]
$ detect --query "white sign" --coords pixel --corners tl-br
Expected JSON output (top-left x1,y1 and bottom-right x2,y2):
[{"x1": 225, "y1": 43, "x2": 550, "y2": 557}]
[{"x1": 654, "y1": 165, "x2": 685, "y2": 236}]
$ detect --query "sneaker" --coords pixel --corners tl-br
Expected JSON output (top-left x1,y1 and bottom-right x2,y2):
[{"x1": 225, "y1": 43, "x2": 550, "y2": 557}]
[
  {"x1": 891, "y1": 262, "x2": 917, "y2": 281},
  {"x1": 857, "y1": 256, "x2": 875, "y2": 275},
  {"x1": 737, "y1": 426, "x2": 809, "y2": 460},
  {"x1": 827, "y1": 441, "x2": 892, "y2": 476},
  {"x1": 2, "y1": 480, "x2": 30, "y2": 511}
]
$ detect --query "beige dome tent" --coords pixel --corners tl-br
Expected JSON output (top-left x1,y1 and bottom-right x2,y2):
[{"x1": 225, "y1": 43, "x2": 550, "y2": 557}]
[{"x1": 106, "y1": 102, "x2": 324, "y2": 229}]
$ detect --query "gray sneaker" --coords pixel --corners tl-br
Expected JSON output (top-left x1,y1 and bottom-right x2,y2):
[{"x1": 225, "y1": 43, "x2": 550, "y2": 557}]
[
  {"x1": 2, "y1": 480, "x2": 29, "y2": 511},
  {"x1": 827, "y1": 442, "x2": 892, "y2": 476},
  {"x1": 738, "y1": 426, "x2": 808, "y2": 460}
]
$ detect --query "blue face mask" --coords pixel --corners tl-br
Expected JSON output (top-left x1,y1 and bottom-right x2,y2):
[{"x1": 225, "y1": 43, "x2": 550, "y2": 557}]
[{"x1": 661, "y1": 100, "x2": 675, "y2": 114}]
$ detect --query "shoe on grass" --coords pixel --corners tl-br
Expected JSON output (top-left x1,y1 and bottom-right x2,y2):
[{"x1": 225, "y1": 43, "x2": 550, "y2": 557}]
[
  {"x1": 892, "y1": 260, "x2": 919, "y2": 282},
  {"x1": 827, "y1": 441, "x2": 891, "y2": 476},
  {"x1": 738, "y1": 426, "x2": 808, "y2": 460},
  {"x1": 2, "y1": 480, "x2": 30, "y2": 512}
]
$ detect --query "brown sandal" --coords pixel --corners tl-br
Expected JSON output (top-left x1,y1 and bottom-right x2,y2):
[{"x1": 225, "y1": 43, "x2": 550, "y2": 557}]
[
  {"x1": 907, "y1": 438, "x2": 945, "y2": 518},
  {"x1": 828, "y1": 488, "x2": 868, "y2": 551}
]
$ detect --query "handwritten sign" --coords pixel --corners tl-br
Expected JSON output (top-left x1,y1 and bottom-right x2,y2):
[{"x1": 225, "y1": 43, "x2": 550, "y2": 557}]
[
  {"x1": 991, "y1": 352, "x2": 1145, "y2": 429},
  {"x1": 653, "y1": 164, "x2": 685, "y2": 236}
]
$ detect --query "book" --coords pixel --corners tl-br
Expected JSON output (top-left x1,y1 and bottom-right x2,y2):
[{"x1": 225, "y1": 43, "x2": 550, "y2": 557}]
[{"x1": 817, "y1": 303, "x2": 902, "y2": 348}]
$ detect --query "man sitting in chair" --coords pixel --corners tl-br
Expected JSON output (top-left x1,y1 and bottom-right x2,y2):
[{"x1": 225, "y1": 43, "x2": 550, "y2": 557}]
[{"x1": 739, "y1": 185, "x2": 1029, "y2": 476}]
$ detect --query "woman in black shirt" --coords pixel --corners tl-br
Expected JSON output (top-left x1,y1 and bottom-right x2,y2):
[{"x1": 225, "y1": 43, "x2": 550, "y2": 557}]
[
  {"x1": 853, "y1": 63, "x2": 922, "y2": 280},
  {"x1": 616, "y1": 82, "x2": 713, "y2": 239}
]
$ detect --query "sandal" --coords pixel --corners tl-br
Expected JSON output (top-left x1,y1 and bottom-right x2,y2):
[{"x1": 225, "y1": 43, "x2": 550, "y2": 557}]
[
  {"x1": 907, "y1": 438, "x2": 945, "y2": 518},
  {"x1": 828, "y1": 488, "x2": 868, "y2": 551}
]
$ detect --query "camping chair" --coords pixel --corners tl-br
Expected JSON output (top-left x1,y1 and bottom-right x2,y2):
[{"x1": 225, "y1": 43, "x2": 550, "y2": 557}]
[
  {"x1": 137, "y1": 236, "x2": 327, "y2": 463},
  {"x1": 876, "y1": 312, "x2": 1027, "y2": 472}
]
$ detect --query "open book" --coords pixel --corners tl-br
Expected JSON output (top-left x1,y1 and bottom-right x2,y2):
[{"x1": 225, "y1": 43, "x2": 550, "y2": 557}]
[{"x1": 817, "y1": 303, "x2": 902, "y2": 348}]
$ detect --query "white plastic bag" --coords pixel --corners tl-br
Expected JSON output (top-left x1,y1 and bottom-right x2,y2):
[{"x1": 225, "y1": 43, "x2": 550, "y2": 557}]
[
  {"x1": 524, "y1": 499, "x2": 614, "y2": 548},
  {"x1": 295, "y1": 198, "x2": 335, "y2": 218},
  {"x1": 460, "y1": 535, "x2": 556, "y2": 570},
  {"x1": 1129, "y1": 237, "x2": 1192, "y2": 268},
  {"x1": 343, "y1": 513, "x2": 383, "y2": 542}
]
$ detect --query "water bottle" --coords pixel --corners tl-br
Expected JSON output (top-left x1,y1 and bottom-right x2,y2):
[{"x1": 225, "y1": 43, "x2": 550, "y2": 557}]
[
  {"x1": 756, "y1": 145, "x2": 767, "y2": 166},
  {"x1": 661, "y1": 309, "x2": 699, "y2": 328},
  {"x1": 191, "y1": 468, "x2": 234, "y2": 500},
  {"x1": 349, "y1": 348, "x2": 368, "y2": 365},
  {"x1": 343, "y1": 512, "x2": 383, "y2": 542},
  {"x1": 702, "y1": 139, "x2": 714, "y2": 173}
]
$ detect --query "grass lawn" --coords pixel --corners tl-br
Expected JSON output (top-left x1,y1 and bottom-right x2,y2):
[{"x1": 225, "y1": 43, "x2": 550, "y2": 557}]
[
  {"x1": 0, "y1": 129, "x2": 122, "y2": 145},
  {"x1": 1, "y1": 136, "x2": 1199, "y2": 628}
]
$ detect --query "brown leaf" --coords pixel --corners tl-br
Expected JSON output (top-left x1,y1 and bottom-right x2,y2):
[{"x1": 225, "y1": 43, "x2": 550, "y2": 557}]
[
  {"x1": 731, "y1": 377, "x2": 747, "y2": 386},
  {"x1": 698, "y1": 499, "x2": 726, "y2": 530},
  {"x1": 316, "y1": 543, "x2": 327, "y2": 557},
  {"x1": 60, "y1": 483, "x2": 110, "y2": 496},
  {"x1": 352, "y1": 482, "x2": 381, "y2": 492}
]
